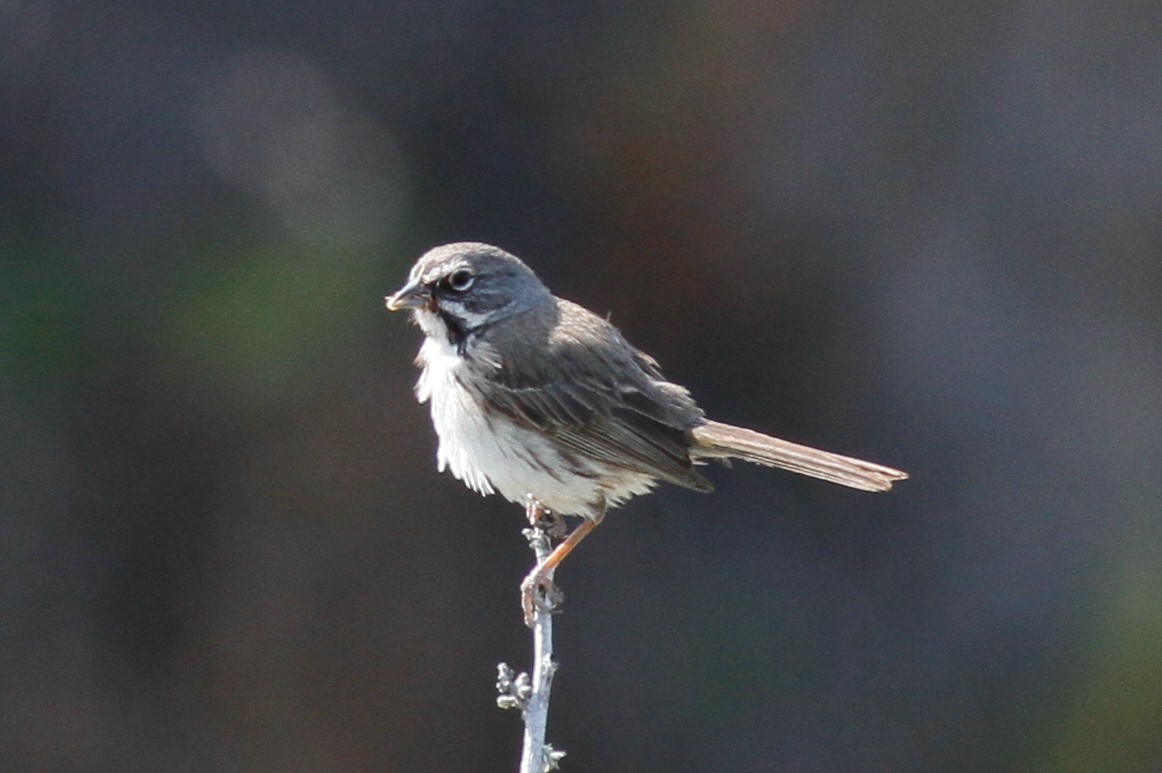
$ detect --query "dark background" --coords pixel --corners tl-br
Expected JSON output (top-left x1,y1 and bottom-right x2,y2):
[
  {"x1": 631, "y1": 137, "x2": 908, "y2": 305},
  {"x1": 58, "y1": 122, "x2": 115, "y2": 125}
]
[{"x1": 3, "y1": 2, "x2": 1161, "y2": 771}]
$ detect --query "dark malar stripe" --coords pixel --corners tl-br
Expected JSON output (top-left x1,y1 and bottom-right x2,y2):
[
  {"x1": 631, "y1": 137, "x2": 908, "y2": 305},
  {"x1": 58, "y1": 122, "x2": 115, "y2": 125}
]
[{"x1": 437, "y1": 309, "x2": 496, "y2": 356}]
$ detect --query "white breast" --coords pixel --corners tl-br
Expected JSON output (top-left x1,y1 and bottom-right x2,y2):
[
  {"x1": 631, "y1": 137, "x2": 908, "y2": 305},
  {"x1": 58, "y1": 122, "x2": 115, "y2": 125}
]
[{"x1": 413, "y1": 335, "x2": 657, "y2": 517}]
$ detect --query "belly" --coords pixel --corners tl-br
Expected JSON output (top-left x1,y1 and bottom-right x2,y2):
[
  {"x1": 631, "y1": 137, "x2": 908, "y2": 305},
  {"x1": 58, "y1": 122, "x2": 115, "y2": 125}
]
[
  {"x1": 432, "y1": 389, "x2": 658, "y2": 517},
  {"x1": 417, "y1": 345, "x2": 655, "y2": 517}
]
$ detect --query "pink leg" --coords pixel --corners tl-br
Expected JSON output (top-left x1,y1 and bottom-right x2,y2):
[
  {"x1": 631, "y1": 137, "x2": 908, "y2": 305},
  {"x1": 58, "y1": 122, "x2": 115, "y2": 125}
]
[{"x1": 521, "y1": 503, "x2": 605, "y2": 627}]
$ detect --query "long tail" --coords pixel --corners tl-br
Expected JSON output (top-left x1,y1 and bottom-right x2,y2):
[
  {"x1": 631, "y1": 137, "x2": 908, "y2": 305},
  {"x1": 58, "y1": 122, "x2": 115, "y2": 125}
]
[{"x1": 691, "y1": 420, "x2": 908, "y2": 492}]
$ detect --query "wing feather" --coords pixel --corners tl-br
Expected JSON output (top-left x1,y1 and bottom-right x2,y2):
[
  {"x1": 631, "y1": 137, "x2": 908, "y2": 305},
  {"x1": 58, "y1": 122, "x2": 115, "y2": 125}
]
[{"x1": 479, "y1": 300, "x2": 711, "y2": 491}]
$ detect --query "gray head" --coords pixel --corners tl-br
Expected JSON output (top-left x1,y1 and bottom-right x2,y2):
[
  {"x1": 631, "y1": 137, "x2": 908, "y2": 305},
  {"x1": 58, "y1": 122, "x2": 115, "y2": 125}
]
[{"x1": 386, "y1": 242, "x2": 554, "y2": 343}]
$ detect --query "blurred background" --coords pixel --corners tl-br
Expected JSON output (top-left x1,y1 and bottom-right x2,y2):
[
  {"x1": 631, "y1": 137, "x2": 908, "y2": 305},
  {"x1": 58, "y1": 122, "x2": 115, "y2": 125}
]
[{"x1": 3, "y1": 1, "x2": 1161, "y2": 771}]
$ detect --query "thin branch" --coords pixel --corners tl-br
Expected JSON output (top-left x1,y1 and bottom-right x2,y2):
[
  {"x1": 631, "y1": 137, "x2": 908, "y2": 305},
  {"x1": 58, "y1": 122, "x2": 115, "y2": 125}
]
[
  {"x1": 496, "y1": 499, "x2": 566, "y2": 773},
  {"x1": 520, "y1": 521, "x2": 558, "y2": 772}
]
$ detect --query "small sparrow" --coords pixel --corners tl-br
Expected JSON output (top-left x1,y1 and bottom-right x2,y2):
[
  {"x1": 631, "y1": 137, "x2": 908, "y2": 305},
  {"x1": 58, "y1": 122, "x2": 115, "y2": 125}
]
[{"x1": 386, "y1": 243, "x2": 907, "y2": 624}]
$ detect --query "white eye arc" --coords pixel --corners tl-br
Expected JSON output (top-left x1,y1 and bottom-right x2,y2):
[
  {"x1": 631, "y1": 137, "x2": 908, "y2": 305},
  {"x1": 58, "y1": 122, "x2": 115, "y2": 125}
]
[{"x1": 446, "y1": 269, "x2": 475, "y2": 292}]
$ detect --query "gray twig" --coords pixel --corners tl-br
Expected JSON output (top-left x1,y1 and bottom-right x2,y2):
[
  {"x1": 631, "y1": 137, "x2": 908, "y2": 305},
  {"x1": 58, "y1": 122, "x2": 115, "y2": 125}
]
[{"x1": 496, "y1": 499, "x2": 566, "y2": 772}]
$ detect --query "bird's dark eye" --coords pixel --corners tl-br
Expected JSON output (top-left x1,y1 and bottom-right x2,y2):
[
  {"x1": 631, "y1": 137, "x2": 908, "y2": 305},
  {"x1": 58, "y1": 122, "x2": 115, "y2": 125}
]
[{"x1": 445, "y1": 269, "x2": 475, "y2": 293}]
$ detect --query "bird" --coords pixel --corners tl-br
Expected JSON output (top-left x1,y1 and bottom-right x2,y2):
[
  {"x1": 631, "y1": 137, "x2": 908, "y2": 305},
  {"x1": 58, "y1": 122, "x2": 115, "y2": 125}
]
[{"x1": 386, "y1": 242, "x2": 907, "y2": 625}]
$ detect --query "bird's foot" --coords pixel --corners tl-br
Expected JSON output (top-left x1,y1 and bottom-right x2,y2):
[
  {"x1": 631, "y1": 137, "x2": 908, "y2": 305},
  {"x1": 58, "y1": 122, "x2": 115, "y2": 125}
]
[
  {"x1": 535, "y1": 509, "x2": 567, "y2": 540},
  {"x1": 524, "y1": 496, "x2": 567, "y2": 539},
  {"x1": 520, "y1": 566, "x2": 564, "y2": 628}
]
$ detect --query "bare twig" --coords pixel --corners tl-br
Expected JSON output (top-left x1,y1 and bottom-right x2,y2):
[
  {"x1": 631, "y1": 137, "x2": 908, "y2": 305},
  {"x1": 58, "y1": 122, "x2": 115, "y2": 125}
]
[{"x1": 496, "y1": 498, "x2": 566, "y2": 772}]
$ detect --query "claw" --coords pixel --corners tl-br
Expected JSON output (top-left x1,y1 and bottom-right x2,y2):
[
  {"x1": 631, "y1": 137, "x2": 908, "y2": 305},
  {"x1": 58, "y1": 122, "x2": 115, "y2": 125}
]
[
  {"x1": 521, "y1": 569, "x2": 564, "y2": 628},
  {"x1": 537, "y1": 509, "x2": 567, "y2": 539},
  {"x1": 517, "y1": 509, "x2": 605, "y2": 626},
  {"x1": 524, "y1": 497, "x2": 566, "y2": 539}
]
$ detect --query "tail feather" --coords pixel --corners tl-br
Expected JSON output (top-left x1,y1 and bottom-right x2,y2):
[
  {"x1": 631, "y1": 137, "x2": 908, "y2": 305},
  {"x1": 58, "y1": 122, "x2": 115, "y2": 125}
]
[{"x1": 691, "y1": 420, "x2": 908, "y2": 492}]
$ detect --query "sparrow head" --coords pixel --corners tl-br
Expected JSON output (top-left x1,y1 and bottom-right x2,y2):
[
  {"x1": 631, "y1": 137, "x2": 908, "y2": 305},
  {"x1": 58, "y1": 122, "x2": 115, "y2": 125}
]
[{"x1": 386, "y1": 242, "x2": 553, "y2": 342}]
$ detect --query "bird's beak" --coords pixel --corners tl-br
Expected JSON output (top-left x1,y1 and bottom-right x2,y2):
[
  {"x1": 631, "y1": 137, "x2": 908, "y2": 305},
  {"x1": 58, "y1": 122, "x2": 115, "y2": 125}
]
[{"x1": 385, "y1": 280, "x2": 428, "y2": 311}]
